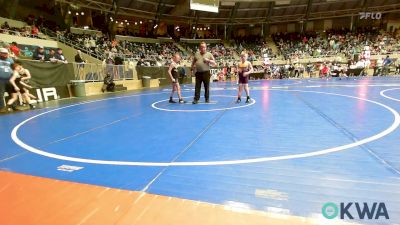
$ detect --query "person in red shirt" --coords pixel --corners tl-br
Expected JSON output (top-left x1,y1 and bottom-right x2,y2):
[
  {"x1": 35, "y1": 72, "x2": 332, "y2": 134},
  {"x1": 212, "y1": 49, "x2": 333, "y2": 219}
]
[
  {"x1": 31, "y1": 25, "x2": 39, "y2": 38},
  {"x1": 9, "y1": 42, "x2": 20, "y2": 57},
  {"x1": 111, "y1": 39, "x2": 118, "y2": 47},
  {"x1": 320, "y1": 63, "x2": 331, "y2": 79}
]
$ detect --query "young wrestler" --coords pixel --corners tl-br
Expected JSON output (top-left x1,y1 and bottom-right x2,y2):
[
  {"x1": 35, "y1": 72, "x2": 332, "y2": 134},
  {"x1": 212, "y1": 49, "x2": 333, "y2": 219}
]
[
  {"x1": 236, "y1": 52, "x2": 254, "y2": 103},
  {"x1": 18, "y1": 64, "x2": 37, "y2": 104},
  {"x1": 168, "y1": 52, "x2": 185, "y2": 103},
  {"x1": 6, "y1": 62, "x2": 35, "y2": 111}
]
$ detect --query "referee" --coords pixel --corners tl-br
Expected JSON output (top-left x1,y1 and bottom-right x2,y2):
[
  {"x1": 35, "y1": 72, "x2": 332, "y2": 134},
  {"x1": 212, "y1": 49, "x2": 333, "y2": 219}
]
[{"x1": 191, "y1": 42, "x2": 217, "y2": 104}]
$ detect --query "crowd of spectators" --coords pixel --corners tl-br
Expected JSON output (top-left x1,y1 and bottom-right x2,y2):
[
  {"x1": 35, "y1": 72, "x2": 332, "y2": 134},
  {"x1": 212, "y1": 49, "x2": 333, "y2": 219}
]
[
  {"x1": 0, "y1": 39, "x2": 68, "y2": 64},
  {"x1": 235, "y1": 41, "x2": 277, "y2": 61},
  {"x1": 273, "y1": 28, "x2": 400, "y2": 61},
  {"x1": 184, "y1": 43, "x2": 234, "y2": 59},
  {"x1": 0, "y1": 21, "x2": 42, "y2": 39},
  {"x1": 56, "y1": 31, "x2": 185, "y2": 62}
]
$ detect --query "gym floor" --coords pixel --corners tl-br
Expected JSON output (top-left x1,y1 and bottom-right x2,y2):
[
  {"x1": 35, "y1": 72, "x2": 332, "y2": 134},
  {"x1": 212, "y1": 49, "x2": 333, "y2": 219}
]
[{"x1": 1, "y1": 77, "x2": 400, "y2": 225}]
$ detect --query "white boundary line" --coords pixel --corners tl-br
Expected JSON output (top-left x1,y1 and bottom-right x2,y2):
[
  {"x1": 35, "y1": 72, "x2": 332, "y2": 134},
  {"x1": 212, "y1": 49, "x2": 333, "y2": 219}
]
[
  {"x1": 380, "y1": 88, "x2": 400, "y2": 102},
  {"x1": 151, "y1": 95, "x2": 256, "y2": 112},
  {"x1": 10, "y1": 89, "x2": 400, "y2": 166}
]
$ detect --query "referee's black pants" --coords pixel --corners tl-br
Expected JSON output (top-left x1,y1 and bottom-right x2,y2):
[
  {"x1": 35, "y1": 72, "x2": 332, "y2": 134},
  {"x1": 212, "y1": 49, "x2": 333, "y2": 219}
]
[{"x1": 194, "y1": 71, "x2": 211, "y2": 101}]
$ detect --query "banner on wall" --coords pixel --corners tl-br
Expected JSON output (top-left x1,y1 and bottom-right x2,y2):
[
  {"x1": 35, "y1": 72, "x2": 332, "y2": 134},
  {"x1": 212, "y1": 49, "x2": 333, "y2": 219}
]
[{"x1": 20, "y1": 60, "x2": 75, "y2": 100}]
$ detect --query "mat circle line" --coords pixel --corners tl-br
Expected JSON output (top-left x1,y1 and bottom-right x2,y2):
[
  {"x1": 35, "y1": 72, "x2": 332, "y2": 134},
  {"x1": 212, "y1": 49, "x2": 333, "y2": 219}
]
[
  {"x1": 380, "y1": 88, "x2": 400, "y2": 102},
  {"x1": 11, "y1": 89, "x2": 400, "y2": 166},
  {"x1": 151, "y1": 95, "x2": 256, "y2": 112}
]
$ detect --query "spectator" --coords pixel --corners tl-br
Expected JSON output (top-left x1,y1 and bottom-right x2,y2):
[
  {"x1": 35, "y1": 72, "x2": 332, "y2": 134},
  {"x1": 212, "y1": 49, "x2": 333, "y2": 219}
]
[
  {"x1": 349, "y1": 61, "x2": 357, "y2": 69},
  {"x1": 31, "y1": 25, "x2": 39, "y2": 38},
  {"x1": 0, "y1": 48, "x2": 14, "y2": 112},
  {"x1": 320, "y1": 63, "x2": 331, "y2": 78},
  {"x1": 75, "y1": 50, "x2": 86, "y2": 80},
  {"x1": 356, "y1": 59, "x2": 366, "y2": 69},
  {"x1": 103, "y1": 53, "x2": 115, "y2": 76},
  {"x1": 45, "y1": 49, "x2": 57, "y2": 62},
  {"x1": 306, "y1": 62, "x2": 314, "y2": 77},
  {"x1": 136, "y1": 55, "x2": 145, "y2": 66},
  {"x1": 101, "y1": 74, "x2": 115, "y2": 92},
  {"x1": 4, "y1": 44, "x2": 17, "y2": 59},
  {"x1": 395, "y1": 59, "x2": 400, "y2": 74},
  {"x1": 32, "y1": 46, "x2": 45, "y2": 61},
  {"x1": 37, "y1": 16, "x2": 44, "y2": 29},
  {"x1": 382, "y1": 55, "x2": 393, "y2": 75},
  {"x1": 54, "y1": 48, "x2": 67, "y2": 63},
  {"x1": 374, "y1": 57, "x2": 384, "y2": 76},
  {"x1": 89, "y1": 38, "x2": 96, "y2": 52},
  {"x1": 383, "y1": 55, "x2": 393, "y2": 66},
  {"x1": 1, "y1": 21, "x2": 10, "y2": 30},
  {"x1": 23, "y1": 47, "x2": 33, "y2": 57},
  {"x1": 179, "y1": 64, "x2": 186, "y2": 78},
  {"x1": 114, "y1": 55, "x2": 123, "y2": 80},
  {"x1": 74, "y1": 50, "x2": 85, "y2": 63},
  {"x1": 9, "y1": 42, "x2": 20, "y2": 57}
]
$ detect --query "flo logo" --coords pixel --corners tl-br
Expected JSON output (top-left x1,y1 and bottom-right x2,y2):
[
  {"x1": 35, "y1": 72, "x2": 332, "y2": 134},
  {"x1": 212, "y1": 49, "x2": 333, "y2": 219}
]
[
  {"x1": 322, "y1": 202, "x2": 389, "y2": 220},
  {"x1": 359, "y1": 12, "x2": 382, "y2": 19}
]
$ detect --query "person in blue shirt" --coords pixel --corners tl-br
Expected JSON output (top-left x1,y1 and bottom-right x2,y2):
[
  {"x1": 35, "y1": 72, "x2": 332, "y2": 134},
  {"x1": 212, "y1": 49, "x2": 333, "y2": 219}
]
[
  {"x1": 0, "y1": 48, "x2": 14, "y2": 112},
  {"x1": 383, "y1": 55, "x2": 393, "y2": 66},
  {"x1": 23, "y1": 47, "x2": 33, "y2": 57},
  {"x1": 382, "y1": 55, "x2": 393, "y2": 75}
]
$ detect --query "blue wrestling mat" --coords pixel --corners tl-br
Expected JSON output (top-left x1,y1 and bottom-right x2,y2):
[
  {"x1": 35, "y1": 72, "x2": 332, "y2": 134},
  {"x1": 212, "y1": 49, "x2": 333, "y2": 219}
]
[{"x1": 1, "y1": 77, "x2": 400, "y2": 224}]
